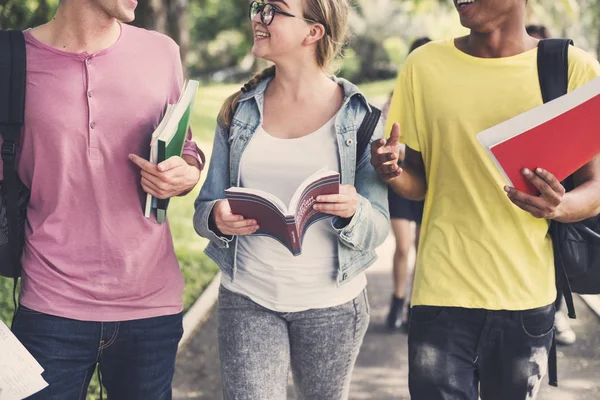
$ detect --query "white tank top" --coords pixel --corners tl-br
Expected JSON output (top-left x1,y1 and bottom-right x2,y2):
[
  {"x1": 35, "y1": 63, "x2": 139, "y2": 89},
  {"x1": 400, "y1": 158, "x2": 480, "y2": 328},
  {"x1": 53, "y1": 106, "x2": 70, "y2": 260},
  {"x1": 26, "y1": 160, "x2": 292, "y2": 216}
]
[{"x1": 221, "y1": 116, "x2": 367, "y2": 312}]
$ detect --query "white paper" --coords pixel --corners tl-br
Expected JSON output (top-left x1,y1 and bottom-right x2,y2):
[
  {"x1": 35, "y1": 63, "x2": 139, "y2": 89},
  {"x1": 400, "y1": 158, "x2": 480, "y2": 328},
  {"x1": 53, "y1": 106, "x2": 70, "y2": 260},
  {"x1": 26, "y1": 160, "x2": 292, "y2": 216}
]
[{"x1": 0, "y1": 321, "x2": 48, "y2": 400}]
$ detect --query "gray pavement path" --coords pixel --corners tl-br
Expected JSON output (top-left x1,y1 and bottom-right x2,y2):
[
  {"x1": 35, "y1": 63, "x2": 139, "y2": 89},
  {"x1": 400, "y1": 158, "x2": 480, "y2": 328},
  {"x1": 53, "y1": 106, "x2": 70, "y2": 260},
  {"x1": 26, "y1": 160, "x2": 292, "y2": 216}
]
[{"x1": 173, "y1": 236, "x2": 600, "y2": 400}]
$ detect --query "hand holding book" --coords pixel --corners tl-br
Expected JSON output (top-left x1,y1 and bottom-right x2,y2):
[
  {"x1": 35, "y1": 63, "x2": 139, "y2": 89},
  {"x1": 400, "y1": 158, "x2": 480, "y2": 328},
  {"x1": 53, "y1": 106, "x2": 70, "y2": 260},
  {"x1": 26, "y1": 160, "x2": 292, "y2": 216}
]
[
  {"x1": 212, "y1": 199, "x2": 260, "y2": 236},
  {"x1": 313, "y1": 185, "x2": 359, "y2": 219},
  {"x1": 225, "y1": 169, "x2": 341, "y2": 256},
  {"x1": 129, "y1": 154, "x2": 200, "y2": 200},
  {"x1": 504, "y1": 167, "x2": 566, "y2": 220}
]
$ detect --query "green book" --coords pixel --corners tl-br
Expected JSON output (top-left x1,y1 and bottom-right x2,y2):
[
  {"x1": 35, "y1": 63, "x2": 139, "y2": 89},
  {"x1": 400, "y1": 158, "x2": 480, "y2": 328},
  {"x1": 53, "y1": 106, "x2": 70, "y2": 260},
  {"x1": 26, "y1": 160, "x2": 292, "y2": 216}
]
[{"x1": 145, "y1": 79, "x2": 199, "y2": 223}]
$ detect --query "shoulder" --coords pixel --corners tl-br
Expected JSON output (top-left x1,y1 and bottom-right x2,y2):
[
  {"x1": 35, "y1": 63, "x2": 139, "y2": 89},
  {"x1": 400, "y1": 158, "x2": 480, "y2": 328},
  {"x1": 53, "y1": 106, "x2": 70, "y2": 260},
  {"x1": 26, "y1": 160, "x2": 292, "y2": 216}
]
[
  {"x1": 567, "y1": 44, "x2": 600, "y2": 90},
  {"x1": 402, "y1": 39, "x2": 452, "y2": 70},
  {"x1": 121, "y1": 23, "x2": 180, "y2": 56}
]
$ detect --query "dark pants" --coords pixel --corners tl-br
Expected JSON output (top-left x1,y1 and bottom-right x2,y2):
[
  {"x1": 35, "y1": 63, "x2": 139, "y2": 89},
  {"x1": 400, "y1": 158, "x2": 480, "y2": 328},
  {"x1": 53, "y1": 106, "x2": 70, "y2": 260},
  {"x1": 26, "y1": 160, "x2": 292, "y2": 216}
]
[
  {"x1": 408, "y1": 304, "x2": 555, "y2": 400},
  {"x1": 11, "y1": 305, "x2": 183, "y2": 400}
]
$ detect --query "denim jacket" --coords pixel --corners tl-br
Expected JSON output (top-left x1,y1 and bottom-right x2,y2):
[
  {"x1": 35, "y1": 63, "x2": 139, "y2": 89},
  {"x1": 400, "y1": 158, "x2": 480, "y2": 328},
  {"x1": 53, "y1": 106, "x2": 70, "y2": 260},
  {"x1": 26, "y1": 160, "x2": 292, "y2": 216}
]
[{"x1": 193, "y1": 75, "x2": 389, "y2": 285}]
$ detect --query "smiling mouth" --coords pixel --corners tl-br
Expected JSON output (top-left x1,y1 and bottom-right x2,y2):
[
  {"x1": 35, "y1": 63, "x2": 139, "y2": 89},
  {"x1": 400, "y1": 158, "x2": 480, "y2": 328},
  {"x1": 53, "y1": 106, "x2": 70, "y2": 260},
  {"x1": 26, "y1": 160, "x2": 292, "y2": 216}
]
[
  {"x1": 455, "y1": 0, "x2": 476, "y2": 10},
  {"x1": 254, "y1": 30, "x2": 271, "y2": 39}
]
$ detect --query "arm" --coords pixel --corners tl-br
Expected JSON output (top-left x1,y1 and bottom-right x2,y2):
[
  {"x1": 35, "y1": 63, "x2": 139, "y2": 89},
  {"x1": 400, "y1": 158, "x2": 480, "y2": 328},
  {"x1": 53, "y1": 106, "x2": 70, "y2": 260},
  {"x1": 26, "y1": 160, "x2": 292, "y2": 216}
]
[
  {"x1": 316, "y1": 119, "x2": 390, "y2": 251},
  {"x1": 371, "y1": 123, "x2": 427, "y2": 201},
  {"x1": 193, "y1": 124, "x2": 234, "y2": 246},
  {"x1": 506, "y1": 155, "x2": 600, "y2": 223},
  {"x1": 193, "y1": 124, "x2": 258, "y2": 246}
]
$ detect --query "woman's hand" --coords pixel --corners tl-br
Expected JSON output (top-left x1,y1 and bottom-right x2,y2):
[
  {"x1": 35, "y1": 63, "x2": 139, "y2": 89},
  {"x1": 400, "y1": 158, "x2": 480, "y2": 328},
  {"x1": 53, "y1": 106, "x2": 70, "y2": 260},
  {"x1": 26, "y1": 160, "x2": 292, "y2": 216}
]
[
  {"x1": 211, "y1": 199, "x2": 260, "y2": 236},
  {"x1": 313, "y1": 185, "x2": 359, "y2": 219}
]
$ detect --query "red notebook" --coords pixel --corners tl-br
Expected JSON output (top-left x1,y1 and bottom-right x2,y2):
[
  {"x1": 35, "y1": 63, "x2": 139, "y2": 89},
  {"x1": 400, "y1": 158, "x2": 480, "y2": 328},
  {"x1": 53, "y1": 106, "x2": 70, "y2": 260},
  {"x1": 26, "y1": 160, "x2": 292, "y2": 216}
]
[{"x1": 477, "y1": 77, "x2": 600, "y2": 196}]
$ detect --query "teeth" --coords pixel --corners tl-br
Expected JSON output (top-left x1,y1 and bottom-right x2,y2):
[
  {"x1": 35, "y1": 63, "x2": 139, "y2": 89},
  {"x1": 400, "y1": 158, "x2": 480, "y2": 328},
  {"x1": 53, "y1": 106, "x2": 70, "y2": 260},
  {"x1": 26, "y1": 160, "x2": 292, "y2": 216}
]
[
  {"x1": 255, "y1": 31, "x2": 270, "y2": 38},
  {"x1": 456, "y1": 0, "x2": 475, "y2": 4}
]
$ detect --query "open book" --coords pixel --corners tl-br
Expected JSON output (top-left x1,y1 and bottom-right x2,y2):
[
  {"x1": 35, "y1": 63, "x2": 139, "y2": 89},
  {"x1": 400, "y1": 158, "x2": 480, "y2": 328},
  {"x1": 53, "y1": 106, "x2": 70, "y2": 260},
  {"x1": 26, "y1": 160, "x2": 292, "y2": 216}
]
[
  {"x1": 0, "y1": 321, "x2": 48, "y2": 400},
  {"x1": 477, "y1": 76, "x2": 600, "y2": 196},
  {"x1": 225, "y1": 169, "x2": 340, "y2": 256},
  {"x1": 144, "y1": 79, "x2": 199, "y2": 223}
]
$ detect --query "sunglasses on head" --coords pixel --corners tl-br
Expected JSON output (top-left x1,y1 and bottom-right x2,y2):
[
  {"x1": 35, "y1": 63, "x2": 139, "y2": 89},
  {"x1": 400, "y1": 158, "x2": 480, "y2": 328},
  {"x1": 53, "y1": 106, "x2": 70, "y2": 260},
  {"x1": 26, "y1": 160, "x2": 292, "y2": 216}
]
[{"x1": 248, "y1": 1, "x2": 329, "y2": 35}]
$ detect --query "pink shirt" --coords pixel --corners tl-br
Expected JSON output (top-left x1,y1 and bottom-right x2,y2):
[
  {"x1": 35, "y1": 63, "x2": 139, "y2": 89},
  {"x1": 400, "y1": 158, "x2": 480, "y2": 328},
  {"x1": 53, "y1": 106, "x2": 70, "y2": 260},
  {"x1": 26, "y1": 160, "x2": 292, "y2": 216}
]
[{"x1": 0, "y1": 24, "x2": 198, "y2": 321}]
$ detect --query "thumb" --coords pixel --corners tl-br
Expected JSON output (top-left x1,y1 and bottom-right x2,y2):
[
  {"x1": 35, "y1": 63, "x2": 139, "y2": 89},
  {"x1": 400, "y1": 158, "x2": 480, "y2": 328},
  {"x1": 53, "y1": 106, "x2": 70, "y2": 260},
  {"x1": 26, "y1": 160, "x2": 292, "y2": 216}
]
[
  {"x1": 157, "y1": 156, "x2": 184, "y2": 172},
  {"x1": 388, "y1": 123, "x2": 401, "y2": 145}
]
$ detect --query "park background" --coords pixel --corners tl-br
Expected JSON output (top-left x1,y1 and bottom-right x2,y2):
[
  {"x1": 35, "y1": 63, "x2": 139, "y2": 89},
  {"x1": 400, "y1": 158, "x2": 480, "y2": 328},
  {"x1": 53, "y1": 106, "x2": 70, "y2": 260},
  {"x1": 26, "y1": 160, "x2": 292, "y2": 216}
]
[{"x1": 2, "y1": 0, "x2": 600, "y2": 398}]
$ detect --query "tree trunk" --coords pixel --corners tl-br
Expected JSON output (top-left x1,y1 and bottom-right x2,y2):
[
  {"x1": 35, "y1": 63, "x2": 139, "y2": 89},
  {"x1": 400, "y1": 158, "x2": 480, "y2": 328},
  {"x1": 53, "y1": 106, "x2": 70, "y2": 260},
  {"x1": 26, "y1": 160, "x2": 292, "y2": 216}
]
[{"x1": 131, "y1": 0, "x2": 188, "y2": 77}]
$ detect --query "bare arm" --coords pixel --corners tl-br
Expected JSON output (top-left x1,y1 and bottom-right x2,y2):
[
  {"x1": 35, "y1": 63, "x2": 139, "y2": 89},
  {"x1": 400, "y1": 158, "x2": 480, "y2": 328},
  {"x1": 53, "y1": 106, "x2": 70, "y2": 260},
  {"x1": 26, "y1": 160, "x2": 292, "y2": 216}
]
[
  {"x1": 370, "y1": 122, "x2": 427, "y2": 201},
  {"x1": 506, "y1": 155, "x2": 600, "y2": 222}
]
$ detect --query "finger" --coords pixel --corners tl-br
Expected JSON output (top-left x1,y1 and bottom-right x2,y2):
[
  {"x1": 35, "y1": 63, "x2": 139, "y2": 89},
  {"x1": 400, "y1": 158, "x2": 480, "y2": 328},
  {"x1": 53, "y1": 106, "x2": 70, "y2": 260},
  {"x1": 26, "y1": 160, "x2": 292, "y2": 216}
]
[
  {"x1": 508, "y1": 197, "x2": 547, "y2": 218},
  {"x1": 157, "y1": 156, "x2": 185, "y2": 173},
  {"x1": 386, "y1": 123, "x2": 401, "y2": 146},
  {"x1": 375, "y1": 163, "x2": 402, "y2": 175},
  {"x1": 534, "y1": 168, "x2": 565, "y2": 196},
  {"x1": 371, "y1": 152, "x2": 398, "y2": 168},
  {"x1": 220, "y1": 213, "x2": 245, "y2": 223},
  {"x1": 522, "y1": 169, "x2": 561, "y2": 205},
  {"x1": 141, "y1": 176, "x2": 162, "y2": 195},
  {"x1": 129, "y1": 154, "x2": 157, "y2": 173},
  {"x1": 226, "y1": 218, "x2": 258, "y2": 228},
  {"x1": 505, "y1": 186, "x2": 549, "y2": 213},
  {"x1": 229, "y1": 225, "x2": 261, "y2": 236},
  {"x1": 313, "y1": 203, "x2": 349, "y2": 213},
  {"x1": 315, "y1": 194, "x2": 348, "y2": 203},
  {"x1": 370, "y1": 138, "x2": 386, "y2": 157},
  {"x1": 141, "y1": 170, "x2": 168, "y2": 186}
]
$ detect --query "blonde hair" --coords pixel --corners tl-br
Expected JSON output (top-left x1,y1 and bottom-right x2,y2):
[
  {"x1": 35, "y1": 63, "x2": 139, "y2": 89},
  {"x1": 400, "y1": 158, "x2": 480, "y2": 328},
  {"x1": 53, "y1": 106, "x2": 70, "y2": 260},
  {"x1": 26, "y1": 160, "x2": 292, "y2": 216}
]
[{"x1": 217, "y1": 0, "x2": 350, "y2": 128}]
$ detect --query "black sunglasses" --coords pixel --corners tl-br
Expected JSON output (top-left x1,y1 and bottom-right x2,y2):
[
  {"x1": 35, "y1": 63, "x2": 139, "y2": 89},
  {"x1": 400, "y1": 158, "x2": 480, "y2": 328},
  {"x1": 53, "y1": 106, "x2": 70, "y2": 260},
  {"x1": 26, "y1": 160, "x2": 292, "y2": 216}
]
[{"x1": 249, "y1": 1, "x2": 329, "y2": 35}]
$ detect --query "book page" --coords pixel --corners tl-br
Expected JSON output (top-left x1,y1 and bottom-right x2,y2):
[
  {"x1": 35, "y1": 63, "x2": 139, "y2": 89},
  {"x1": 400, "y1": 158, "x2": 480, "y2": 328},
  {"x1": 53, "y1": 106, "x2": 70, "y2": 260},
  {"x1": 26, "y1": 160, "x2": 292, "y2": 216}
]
[
  {"x1": 288, "y1": 168, "x2": 340, "y2": 213},
  {"x1": 0, "y1": 321, "x2": 48, "y2": 400},
  {"x1": 226, "y1": 187, "x2": 289, "y2": 215},
  {"x1": 477, "y1": 76, "x2": 600, "y2": 148}
]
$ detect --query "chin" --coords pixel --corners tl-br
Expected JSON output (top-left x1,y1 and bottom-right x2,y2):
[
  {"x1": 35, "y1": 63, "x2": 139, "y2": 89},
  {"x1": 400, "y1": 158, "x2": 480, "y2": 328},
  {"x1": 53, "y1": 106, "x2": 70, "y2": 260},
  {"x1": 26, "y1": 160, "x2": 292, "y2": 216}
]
[{"x1": 117, "y1": 9, "x2": 136, "y2": 22}]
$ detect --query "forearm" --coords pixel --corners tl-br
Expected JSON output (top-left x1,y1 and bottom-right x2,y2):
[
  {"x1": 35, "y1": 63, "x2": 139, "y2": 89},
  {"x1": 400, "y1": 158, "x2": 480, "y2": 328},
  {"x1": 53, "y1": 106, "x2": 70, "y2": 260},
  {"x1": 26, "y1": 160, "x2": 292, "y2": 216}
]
[
  {"x1": 555, "y1": 179, "x2": 600, "y2": 223},
  {"x1": 178, "y1": 154, "x2": 202, "y2": 196},
  {"x1": 388, "y1": 165, "x2": 427, "y2": 201}
]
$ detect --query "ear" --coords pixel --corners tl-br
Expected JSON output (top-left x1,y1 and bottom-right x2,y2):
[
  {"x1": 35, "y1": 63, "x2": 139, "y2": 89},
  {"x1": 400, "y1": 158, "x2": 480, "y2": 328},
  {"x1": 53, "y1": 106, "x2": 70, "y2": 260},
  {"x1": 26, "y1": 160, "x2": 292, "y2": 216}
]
[{"x1": 303, "y1": 24, "x2": 326, "y2": 46}]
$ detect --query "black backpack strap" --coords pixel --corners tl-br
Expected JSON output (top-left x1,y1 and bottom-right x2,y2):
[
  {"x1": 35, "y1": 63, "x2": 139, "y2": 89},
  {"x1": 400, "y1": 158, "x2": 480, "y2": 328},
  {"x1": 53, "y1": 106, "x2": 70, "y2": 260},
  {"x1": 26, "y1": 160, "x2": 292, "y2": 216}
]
[
  {"x1": 356, "y1": 105, "x2": 381, "y2": 167},
  {"x1": 537, "y1": 38, "x2": 572, "y2": 104},
  {"x1": 0, "y1": 30, "x2": 27, "y2": 318},
  {"x1": 537, "y1": 37, "x2": 572, "y2": 388}
]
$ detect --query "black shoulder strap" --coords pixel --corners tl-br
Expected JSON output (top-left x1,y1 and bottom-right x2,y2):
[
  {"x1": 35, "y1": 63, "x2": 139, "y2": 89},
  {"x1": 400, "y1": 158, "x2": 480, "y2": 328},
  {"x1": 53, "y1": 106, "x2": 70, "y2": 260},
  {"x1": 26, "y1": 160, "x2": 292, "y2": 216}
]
[
  {"x1": 537, "y1": 38, "x2": 572, "y2": 104},
  {"x1": 356, "y1": 105, "x2": 381, "y2": 166},
  {"x1": 0, "y1": 30, "x2": 26, "y2": 131},
  {"x1": 537, "y1": 37, "x2": 572, "y2": 389},
  {"x1": 0, "y1": 30, "x2": 27, "y2": 318}
]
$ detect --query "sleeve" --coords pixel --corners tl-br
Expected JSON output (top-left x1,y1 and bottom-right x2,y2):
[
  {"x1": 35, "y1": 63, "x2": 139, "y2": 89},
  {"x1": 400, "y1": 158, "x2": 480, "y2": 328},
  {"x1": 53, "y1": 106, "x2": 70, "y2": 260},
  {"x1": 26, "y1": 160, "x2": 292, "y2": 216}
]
[
  {"x1": 169, "y1": 43, "x2": 202, "y2": 163},
  {"x1": 193, "y1": 123, "x2": 233, "y2": 247},
  {"x1": 384, "y1": 62, "x2": 421, "y2": 153},
  {"x1": 567, "y1": 45, "x2": 600, "y2": 92},
  {"x1": 331, "y1": 116, "x2": 390, "y2": 251}
]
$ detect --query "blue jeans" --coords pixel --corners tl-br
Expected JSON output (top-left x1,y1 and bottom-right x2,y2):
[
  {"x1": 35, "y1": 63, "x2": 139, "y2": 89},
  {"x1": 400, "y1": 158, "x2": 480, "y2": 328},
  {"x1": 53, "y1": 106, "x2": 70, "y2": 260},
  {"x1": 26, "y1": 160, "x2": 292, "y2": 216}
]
[
  {"x1": 408, "y1": 304, "x2": 555, "y2": 400},
  {"x1": 11, "y1": 305, "x2": 183, "y2": 400},
  {"x1": 217, "y1": 286, "x2": 370, "y2": 400}
]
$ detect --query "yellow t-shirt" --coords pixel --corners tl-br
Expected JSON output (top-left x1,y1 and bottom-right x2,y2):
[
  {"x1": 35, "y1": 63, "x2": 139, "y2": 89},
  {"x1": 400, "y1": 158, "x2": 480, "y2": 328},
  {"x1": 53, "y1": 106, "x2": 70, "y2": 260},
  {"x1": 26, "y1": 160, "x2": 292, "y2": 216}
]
[{"x1": 385, "y1": 39, "x2": 600, "y2": 310}]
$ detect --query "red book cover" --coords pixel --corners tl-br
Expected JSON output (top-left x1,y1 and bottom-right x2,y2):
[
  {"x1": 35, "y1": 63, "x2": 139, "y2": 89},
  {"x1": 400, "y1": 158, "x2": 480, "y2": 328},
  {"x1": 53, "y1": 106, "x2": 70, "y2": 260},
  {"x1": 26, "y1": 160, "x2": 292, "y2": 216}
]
[
  {"x1": 477, "y1": 77, "x2": 600, "y2": 196},
  {"x1": 225, "y1": 169, "x2": 340, "y2": 256}
]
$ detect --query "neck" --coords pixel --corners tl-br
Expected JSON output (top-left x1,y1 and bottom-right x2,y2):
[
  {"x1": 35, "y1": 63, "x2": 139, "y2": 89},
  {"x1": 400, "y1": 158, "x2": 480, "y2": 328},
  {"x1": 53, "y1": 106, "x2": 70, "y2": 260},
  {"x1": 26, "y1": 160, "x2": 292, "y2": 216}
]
[
  {"x1": 268, "y1": 59, "x2": 333, "y2": 102},
  {"x1": 37, "y1": 0, "x2": 121, "y2": 54},
  {"x1": 460, "y1": 15, "x2": 537, "y2": 58}
]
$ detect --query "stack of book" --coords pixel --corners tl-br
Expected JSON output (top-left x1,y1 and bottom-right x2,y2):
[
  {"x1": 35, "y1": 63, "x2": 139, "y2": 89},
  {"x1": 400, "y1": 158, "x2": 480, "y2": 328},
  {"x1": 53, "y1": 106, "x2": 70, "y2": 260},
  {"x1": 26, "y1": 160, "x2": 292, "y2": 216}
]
[
  {"x1": 478, "y1": 77, "x2": 600, "y2": 195},
  {"x1": 145, "y1": 79, "x2": 199, "y2": 223}
]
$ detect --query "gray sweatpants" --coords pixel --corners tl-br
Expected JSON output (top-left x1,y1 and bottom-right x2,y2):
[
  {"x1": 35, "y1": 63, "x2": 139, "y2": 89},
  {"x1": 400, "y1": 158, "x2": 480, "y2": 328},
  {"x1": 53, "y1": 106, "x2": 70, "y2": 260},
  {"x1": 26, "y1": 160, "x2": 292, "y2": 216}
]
[{"x1": 217, "y1": 285, "x2": 370, "y2": 400}]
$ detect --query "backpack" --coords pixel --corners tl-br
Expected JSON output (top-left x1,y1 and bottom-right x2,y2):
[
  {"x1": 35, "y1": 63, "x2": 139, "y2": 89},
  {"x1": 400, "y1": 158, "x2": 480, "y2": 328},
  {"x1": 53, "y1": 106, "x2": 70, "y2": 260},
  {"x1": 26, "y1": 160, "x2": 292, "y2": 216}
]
[
  {"x1": 537, "y1": 38, "x2": 600, "y2": 386},
  {"x1": 0, "y1": 30, "x2": 29, "y2": 315}
]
